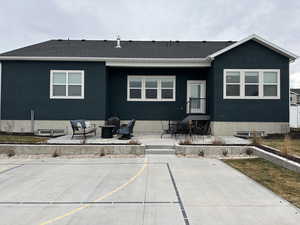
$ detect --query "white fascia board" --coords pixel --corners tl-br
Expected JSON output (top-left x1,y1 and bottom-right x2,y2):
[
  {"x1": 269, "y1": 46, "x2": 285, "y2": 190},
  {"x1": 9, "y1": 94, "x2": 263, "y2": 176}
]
[
  {"x1": 106, "y1": 58, "x2": 211, "y2": 67},
  {"x1": 0, "y1": 56, "x2": 211, "y2": 67},
  {"x1": 208, "y1": 34, "x2": 298, "y2": 62}
]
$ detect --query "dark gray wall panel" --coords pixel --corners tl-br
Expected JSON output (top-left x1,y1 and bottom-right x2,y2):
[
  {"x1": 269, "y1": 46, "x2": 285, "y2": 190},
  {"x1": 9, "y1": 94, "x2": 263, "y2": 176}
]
[
  {"x1": 212, "y1": 40, "x2": 289, "y2": 122},
  {"x1": 1, "y1": 61, "x2": 107, "y2": 120},
  {"x1": 107, "y1": 67, "x2": 209, "y2": 120}
]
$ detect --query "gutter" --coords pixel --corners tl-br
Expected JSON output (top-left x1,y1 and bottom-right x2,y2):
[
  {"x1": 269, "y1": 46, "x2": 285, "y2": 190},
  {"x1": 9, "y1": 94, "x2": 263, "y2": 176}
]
[{"x1": 0, "y1": 56, "x2": 211, "y2": 67}]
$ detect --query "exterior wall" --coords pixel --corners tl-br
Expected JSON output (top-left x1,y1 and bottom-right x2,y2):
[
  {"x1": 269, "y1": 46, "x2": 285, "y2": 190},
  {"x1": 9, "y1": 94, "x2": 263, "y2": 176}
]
[
  {"x1": 290, "y1": 105, "x2": 300, "y2": 128},
  {"x1": 107, "y1": 67, "x2": 209, "y2": 120},
  {"x1": 0, "y1": 119, "x2": 165, "y2": 134},
  {"x1": 1, "y1": 61, "x2": 107, "y2": 120},
  {"x1": 0, "y1": 119, "x2": 290, "y2": 135},
  {"x1": 290, "y1": 92, "x2": 298, "y2": 105},
  {"x1": 211, "y1": 121, "x2": 289, "y2": 136},
  {"x1": 0, "y1": 120, "x2": 105, "y2": 134},
  {"x1": 211, "y1": 40, "x2": 290, "y2": 123}
]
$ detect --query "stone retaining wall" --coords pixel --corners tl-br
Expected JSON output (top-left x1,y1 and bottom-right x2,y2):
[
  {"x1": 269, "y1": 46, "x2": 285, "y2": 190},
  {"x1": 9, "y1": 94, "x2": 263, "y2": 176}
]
[
  {"x1": 175, "y1": 145, "x2": 252, "y2": 157},
  {"x1": 0, "y1": 144, "x2": 145, "y2": 156},
  {"x1": 176, "y1": 144, "x2": 300, "y2": 173},
  {"x1": 253, "y1": 147, "x2": 300, "y2": 173}
]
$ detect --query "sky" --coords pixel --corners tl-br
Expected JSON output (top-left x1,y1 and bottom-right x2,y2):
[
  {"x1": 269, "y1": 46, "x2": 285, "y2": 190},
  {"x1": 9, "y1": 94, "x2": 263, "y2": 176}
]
[{"x1": 0, "y1": 0, "x2": 299, "y2": 87}]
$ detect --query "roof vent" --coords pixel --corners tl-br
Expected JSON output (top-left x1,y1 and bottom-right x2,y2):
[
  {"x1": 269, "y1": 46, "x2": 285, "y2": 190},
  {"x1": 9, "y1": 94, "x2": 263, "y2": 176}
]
[
  {"x1": 202, "y1": 41, "x2": 207, "y2": 43},
  {"x1": 115, "y1": 35, "x2": 122, "y2": 48},
  {"x1": 175, "y1": 40, "x2": 180, "y2": 43},
  {"x1": 81, "y1": 39, "x2": 86, "y2": 41},
  {"x1": 152, "y1": 40, "x2": 156, "y2": 43}
]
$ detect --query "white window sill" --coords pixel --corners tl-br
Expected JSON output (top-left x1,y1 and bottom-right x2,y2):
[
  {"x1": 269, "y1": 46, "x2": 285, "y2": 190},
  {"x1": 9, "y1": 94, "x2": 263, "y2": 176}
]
[
  {"x1": 50, "y1": 96, "x2": 85, "y2": 99},
  {"x1": 127, "y1": 99, "x2": 176, "y2": 102},
  {"x1": 223, "y1": 96, "x2": 280, "y2": 100}
]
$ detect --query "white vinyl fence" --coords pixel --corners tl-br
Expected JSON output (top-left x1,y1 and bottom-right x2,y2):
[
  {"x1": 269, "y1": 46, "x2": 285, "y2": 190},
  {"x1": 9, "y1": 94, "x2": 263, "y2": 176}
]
[{"x1": 290, "y1": 105, "x2": 300, "y2": 128}]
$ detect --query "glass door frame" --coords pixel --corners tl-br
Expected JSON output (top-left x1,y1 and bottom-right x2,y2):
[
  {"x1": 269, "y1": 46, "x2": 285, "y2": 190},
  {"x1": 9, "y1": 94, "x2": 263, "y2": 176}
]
[{"x1": 186, "y1": 80, "x2": 206, "y2": 114}]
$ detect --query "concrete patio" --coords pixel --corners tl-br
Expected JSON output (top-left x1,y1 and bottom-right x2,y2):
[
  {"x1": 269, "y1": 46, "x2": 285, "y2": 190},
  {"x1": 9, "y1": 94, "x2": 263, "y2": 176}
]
[
  {"x1": 0, "y1": 155, "x2": 298, "y2": 225},
  {"x1": 47, "y1": 134, "x2": 251, "y2": 145}
]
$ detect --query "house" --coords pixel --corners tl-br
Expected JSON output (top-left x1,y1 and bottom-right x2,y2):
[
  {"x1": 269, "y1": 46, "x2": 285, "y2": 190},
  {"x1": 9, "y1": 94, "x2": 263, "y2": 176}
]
[
  {"x1": 290, "y1": 89, "x2": 300, "y2": 105},
  {"x1": 290, "y1": 89, "x2": 300, "y2": 128},
  {"x1": 0, "y1": 34, "x2": 298, "y2": 135}
]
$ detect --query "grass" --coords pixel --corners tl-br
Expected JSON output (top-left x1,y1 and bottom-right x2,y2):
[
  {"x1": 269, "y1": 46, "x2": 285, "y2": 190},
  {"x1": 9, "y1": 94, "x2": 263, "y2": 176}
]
[
  {"x1": 224, "y1": 158, "x2": 300, "y2": 208},
  {"x1": 261, "y1": 138, "x2": 300, "y2": 158},
  {"x1": 0, "y1": 135, "x2": 48, "y2": 144}
]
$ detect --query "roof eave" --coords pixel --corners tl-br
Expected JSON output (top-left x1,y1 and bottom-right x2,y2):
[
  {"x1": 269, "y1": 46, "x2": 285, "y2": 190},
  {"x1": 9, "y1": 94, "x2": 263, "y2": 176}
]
[{"x1": 0, "y1": 56, "x2": 211, "y2": 67}]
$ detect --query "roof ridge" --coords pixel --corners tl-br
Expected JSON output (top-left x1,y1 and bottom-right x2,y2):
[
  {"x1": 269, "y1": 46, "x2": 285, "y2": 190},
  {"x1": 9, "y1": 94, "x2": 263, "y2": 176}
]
[{"x1": 51, "y1": 39, "x2": 236, "y2": 43}]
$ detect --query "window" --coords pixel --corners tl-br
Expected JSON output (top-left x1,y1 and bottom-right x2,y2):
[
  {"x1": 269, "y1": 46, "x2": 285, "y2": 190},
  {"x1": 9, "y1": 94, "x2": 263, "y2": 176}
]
[
  {"x1": 145, "y1": 79, "x2": 158, "y2": 99},
  {"x1": 127, "y1": 76, "x2": 175, "y2": 101},
  {"x1": 225, "y1": 71, "x2": 241, "y2": 96},
  {"x1": 128, "y1": 78, "x2": 142, "y2": 99},
  {"x1": 224, "y1": 69, "x2": 280, "y2": 99},
  {"x1": 161, "y1": 78, "x2": 175, "y2": 99},
  {"x1": 50, "y1": 70, "x2": 84, "y2": 99},
  {"x1": 263, "y1": 72, "x2": 278, "y2": 97},
  {"x1": 245, "y1": 71, "x2": 259, "y2": 96}
]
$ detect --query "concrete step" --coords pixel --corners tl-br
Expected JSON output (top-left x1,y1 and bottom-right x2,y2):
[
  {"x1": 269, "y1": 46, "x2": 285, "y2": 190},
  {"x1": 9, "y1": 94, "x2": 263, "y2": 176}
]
[
  {"x1": 146, "y1": 149, "x2": 175, "y2": 155},
  {"x1": 145, "y1": 145, "x2": 175, "y2": 150}
]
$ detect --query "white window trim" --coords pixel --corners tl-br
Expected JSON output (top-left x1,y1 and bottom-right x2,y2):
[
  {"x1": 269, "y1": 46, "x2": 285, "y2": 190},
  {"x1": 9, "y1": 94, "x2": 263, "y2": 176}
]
[
  {"x1": 223, "y1": 69, "x2": 280, "y2": 99},
  {"x1": 127, "y1": 76, "x2": 176, "y2": 101},
  {"x1": 50, "y1": 70, "x2": 84, "y2": 99}
]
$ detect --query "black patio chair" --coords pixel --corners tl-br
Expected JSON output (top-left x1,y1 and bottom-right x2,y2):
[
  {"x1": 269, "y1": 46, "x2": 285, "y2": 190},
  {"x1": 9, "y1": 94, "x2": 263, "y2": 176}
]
[
  {"x1": 161, "y1": 120, "x2": 178, "y2": 138},
  {"x1": 117, "y1": 119, "x2": 136, "y2": 140},
  {"x1": 70, "y1": 120, "x2": 97, "y2": 139},
  {"x1": 105, "y1": 116, "x2": 120, "y2": 135}
]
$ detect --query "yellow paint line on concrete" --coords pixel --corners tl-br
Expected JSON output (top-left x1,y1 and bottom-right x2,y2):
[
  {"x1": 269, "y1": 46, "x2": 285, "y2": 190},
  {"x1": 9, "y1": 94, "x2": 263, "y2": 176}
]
[
  {"x1": 38, "y1": 158, "x2": 148, "y2": 225},
  {"x1": 0, "y1": 159, "x2": 30, "y2": 174}
]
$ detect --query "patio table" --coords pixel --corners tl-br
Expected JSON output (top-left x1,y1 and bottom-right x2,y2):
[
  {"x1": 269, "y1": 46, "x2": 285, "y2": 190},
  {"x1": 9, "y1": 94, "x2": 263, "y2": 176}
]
[{"x1": 99, "y1": 125, "x2": 115, "y2": 138}]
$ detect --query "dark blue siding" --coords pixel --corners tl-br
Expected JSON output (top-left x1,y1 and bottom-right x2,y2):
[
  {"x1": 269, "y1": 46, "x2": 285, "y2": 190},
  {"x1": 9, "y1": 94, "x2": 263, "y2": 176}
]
[
  {"x1": 1, "y1": 61, "x2": 107, "y2": 120},
  {"x1": 212, "y1": 40, "x2": 290, "y2": 122},
  {"x1": 107, "y1": 67, "x2": 209, "y2": 120}
]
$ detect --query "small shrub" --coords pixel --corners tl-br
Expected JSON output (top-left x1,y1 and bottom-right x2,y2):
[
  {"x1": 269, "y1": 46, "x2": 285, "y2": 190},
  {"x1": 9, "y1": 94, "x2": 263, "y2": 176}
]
[
  {"x1": 281, "y1": 135, "x2": 291, "y2": 156},
  {"x1": 52, "y1": 150, "x2": 60, "y2": 158},
  {"x1": 7, "y1": 149, "x2": 15, "y2": 158},
  {"x1": 179, "y1": 138, "x2": 193, "y2": 145},
  {"x1": 222, "y1": 149, "x2": 228, "y2": 157},
  {"x1": 246, "y1": 148, "x2": 254, "y2": 156},
  {"x1": 128, "y1": 139, "x2": 141, "y2": 145},
  {"x1": 198, "y1": 150, "x2": 204, "y2": 157},
  {"x1": 212, "y1": 137, "x2": 225, "y2": 145},
  {"x1": 100, "y1": 150, "x2": 106, "y2": 157}
]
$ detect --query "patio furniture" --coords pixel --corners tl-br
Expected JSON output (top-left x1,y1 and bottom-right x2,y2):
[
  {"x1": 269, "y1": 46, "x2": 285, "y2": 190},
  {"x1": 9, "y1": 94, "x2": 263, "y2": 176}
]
[
  {"x1": 117, "y1": 119, "x2": 136, "y2": 140},
  {"x1": 161, "y1": 120, "x2": 178, "y2": 138},
  {"x1": 99, "y1": 125, "x2": 115, "y2": 138},
  {"x1": 70, "y1": 120, "x2": 97, "y2": 139},
  {"x1": 105, "y1": 117, "x2": 120, "y2": 135}
]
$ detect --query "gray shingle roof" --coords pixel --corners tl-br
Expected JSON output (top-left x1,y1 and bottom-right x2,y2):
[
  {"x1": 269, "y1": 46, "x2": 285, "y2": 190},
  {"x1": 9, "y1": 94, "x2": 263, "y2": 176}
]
[{"x1": 0, "y1": 39, "x2": 236, "y2": 58}]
